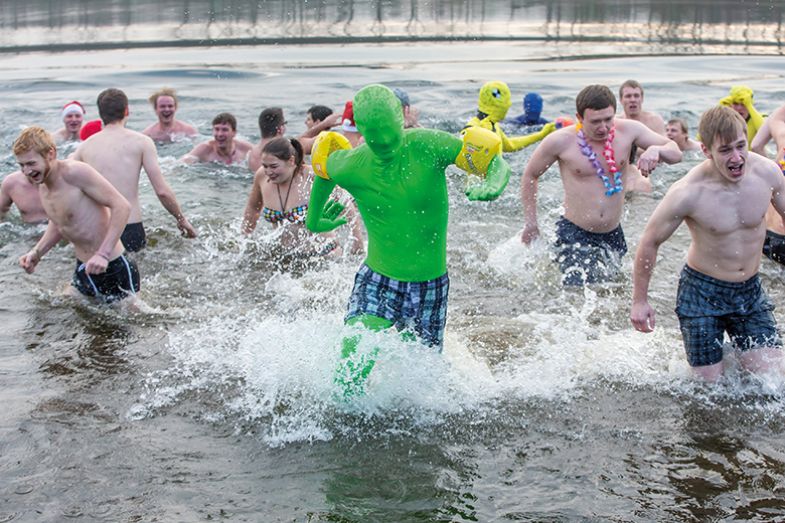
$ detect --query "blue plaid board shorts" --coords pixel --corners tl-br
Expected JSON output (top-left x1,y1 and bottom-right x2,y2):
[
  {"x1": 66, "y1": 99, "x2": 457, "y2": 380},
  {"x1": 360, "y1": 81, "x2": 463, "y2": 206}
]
[
  {"x1": 675, "y1": 265, "x2": 781, "y2": 367},
  {"x1": 345, "y1": 264, "x2": 450, "y2": 349},
  {"x1": 554, "y1": 216, "x2": 627, "y2": 286}
]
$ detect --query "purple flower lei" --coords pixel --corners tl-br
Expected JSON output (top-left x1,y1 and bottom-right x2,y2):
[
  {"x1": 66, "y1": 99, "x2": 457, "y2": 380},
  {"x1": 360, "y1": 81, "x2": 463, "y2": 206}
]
[{"x1": 577, "y1": 126, "x2": 622, "y2": 196}]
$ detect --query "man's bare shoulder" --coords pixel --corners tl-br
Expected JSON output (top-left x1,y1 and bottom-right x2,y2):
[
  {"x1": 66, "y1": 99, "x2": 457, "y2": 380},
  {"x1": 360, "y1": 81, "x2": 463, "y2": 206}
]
[
  {"x1": 174, "y1": 120, "x2": 198, "y2": 135},
  {"x1": 141, "y1": 123, "x2": 159, "y2": 137},
  {"x1": 236, "y1": 139, "x2": 254, "y2": 154},
  {"x1": 539, "y1": 126, "x2": 576, "y2": 151},
  {"x1": 749, "y1": 151, "x2": 782, "y2": 181},
  {"x1": 1, "y1": 171, "x2": 26, "y2": 190}
]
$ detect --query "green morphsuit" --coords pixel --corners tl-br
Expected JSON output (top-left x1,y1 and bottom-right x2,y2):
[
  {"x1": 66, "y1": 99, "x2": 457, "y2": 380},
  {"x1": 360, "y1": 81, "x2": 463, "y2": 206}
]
[{"x1": 306, "y1": 84, "x2": 511, "y2": 397}]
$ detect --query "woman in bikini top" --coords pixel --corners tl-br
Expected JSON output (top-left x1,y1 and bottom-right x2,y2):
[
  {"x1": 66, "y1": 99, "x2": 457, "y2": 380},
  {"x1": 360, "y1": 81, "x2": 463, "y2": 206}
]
[{"x1": 241, "y1": 137, "x2": 361, "y2": 256}]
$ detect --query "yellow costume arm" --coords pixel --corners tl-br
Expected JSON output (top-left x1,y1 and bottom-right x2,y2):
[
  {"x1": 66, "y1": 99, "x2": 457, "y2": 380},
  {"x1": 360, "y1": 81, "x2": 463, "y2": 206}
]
[
  {"x1": 502, "y1": 122, "x2": 557, "y2": 152},
  {"x1": 455, "y1": 126, "x2": 502, "y2": 177},
  {"x1": 311, "y1": 131, "x2": 352, "y2": 180}
]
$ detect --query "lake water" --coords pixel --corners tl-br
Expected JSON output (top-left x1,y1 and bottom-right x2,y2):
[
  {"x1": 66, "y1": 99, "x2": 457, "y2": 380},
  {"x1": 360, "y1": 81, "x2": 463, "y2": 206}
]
[{"x1": 2, "y1": 1, "x2": 785, "y2": 521}]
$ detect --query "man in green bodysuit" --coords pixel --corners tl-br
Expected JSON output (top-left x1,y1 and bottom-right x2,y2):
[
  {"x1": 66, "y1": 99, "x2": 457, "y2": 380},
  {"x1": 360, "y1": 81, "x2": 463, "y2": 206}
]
[{"x1": 306, "y1": 84, "x2": 511, "y2": 394}]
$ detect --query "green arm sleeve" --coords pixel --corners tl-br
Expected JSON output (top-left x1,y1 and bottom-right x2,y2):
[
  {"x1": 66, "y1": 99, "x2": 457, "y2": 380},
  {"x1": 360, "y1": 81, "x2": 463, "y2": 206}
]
[
  {"x1": 465, "y1": 154, "x2": 511, "y2": 201},
  {"x1": 306, "y1": 176, "x2": 345, "y2": 233}
]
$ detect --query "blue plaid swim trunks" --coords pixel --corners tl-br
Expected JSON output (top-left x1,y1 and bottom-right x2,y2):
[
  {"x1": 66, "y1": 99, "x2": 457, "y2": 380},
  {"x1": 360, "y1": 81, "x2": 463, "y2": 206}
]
[
  {"x1": 675, "y1": 265, "x2": 781, "y2": 367},
  {"x1": 554, "y1": 216, "x2": 627, "y2": 286},
  {"x1": 345, "y1": 264, "x2": 450, "y2": 349}
]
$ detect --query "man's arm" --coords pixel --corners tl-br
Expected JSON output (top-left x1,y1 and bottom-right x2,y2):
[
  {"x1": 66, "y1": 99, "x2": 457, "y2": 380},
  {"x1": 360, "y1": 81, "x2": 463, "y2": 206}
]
[
  {"x1": 180, "y1": 143, "x2": 208, "y2": 164},
  {"x1": 299, "y1": 115, "x2": 343, "y2": 155},
  {"x1": 68, "y1": 165, "x2": 131, "y2": 274},
  {"x1": 751, "y1": 119, "x2": 771, "y2": 156},
  {"x1": 241, "y1": 170, "x2": 265, "y2": 235},
  {"x1": 632, "y1": 121, "x2": 682, "y2": 176},
  {"x1": 0, "y1": 177, "x2": 13, "y2": 220},
  {"x1": 142, "y1": 138, "x2": 197, "y2": 237},
  {"x1": 19, "y1": 221, "x2": 63, "y2": 274},
  {"x1": 520, "y1": 133, "x2": 561, "y2": 244},
  {"x1": 631, "y1": 184, "x2": 691, "y2": 332}
]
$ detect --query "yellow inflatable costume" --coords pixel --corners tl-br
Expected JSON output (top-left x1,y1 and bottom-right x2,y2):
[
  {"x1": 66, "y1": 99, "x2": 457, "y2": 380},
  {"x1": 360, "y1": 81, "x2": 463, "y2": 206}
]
[
  {"x1": 719, "y1": 85, "x2": 765, "y2": 146},
  {"x1": 465, "y1": 81, "x2": 556, "y2": 152}
]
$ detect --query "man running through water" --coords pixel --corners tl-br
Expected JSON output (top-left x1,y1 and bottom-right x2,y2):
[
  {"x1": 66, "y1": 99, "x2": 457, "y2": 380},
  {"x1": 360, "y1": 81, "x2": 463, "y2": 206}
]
[
  {"x1": 631, "y1": 106, "x2": 784, "y2": 381},
  {"x1": 15, "y1": 127, "x2": 139, "y2": 304},
  {"x1": 307, "y1": 84, "x2": 512, "y2": 396}
]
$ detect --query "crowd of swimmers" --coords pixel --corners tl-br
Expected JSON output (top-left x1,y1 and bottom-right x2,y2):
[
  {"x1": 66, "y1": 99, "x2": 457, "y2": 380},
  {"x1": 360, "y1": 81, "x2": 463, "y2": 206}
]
[{"x1": 4, "y1": 79, "x2": 785, "y2": 390}]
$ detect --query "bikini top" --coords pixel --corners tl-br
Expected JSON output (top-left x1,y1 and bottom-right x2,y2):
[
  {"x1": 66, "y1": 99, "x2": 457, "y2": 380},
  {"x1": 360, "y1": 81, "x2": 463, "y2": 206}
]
[{"x1": 262, "y1": 204, "x2": 308, "y2": 224}]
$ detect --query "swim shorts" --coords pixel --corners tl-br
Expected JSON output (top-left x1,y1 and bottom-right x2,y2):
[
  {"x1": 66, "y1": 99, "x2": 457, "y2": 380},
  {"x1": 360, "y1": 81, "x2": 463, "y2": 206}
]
[
  {"x1": 675, "y1": 265, "x2": 781, "y2": 367},
  {"x1": 763, "y1": 229, "x2": 785, "y2": 266},
  {"x1": 554, "y1": 216, "x2": 627, "y2": 285},
  {"x1": 121, "y1": 222, "x2": 147, "y2": 252},
  {"x1": 345, "y1": 264, "x2": 449, "y2": 349},
  {"x1": 72, "y1": 254, "x2": 140, "y2": 303}
]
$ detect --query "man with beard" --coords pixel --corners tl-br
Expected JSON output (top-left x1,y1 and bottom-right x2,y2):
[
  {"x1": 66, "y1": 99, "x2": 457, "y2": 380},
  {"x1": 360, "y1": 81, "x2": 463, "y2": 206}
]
[
  {"x1": 73, "y1": 88, "x2": 197, "y2": 252},
  {"x1": 182, "y1": 112, "x2": 253, "y2": 165},
  {"x1": 142, "y1": 88, "x2": 198, "y2": 143},
  {"x1": 631, "y1": 106, "x2": 785, "y2": 381},
  {"x1": 15, "y1": 126, "x2": 139, "y2": 304}
]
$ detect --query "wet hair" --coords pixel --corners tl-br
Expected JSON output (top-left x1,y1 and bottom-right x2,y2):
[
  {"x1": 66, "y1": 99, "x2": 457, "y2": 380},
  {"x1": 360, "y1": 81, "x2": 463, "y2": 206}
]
[
  {"x1": 698, "y1": 106, "x2": 747, "y2": 149},
  {"x1": 261, "y1": 137, "x2": 304, "y2": 177},
  {"x1": 13, "y1": 126, "x2": 56, "y2": 157},
  {"x1": 212, "y1": 112, "x2": 237, "y2": 131},
  {"x1": 307, "y1": 105, "x2": 333, "y2": 123},
  {"x1": 667, "y1": 118, "x2": 689, "y2": 134},
  {"x1": 97, "y1": 88, "x2": 128, "y2": 125},
  {"x1": 575, "y1": 85, "x2": 616, "y2": 118},
  {"x1": 619, "y1": 79, "x2": 643, "y2": 99},
  {"x1": 149, "y1": 87, "x2": 179, "y2": 108},
  {"x1": 259, "y1": 107, "x2": 285, "y2": 138}
]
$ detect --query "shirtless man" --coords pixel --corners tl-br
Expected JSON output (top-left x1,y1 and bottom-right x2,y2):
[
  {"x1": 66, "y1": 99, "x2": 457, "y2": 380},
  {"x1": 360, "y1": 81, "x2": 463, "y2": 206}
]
[
  {"x1": 521, "y1": 84, "x2": 681, "y2": 285},
  {"x1": 14, "y1": 127, "x2": 139, "y2": 303},
  {"x1": 248, "y1": 107, "x2": 286, "y2": 174},
  {"x1": 141, "y1": 88, "x2": 198, "y2": 143},
  {"x1": 182, "y1": 112, "x2": 252, "y2": 165},
  {"x1": 73, "y1": 88, "x2": 197, "y2": 252},
  {"x1": 619, "y1": 80, "x2": 666, "y2": 193},
  {"x1": 0, "y1": 170, "x2": 47, "y2": 223},
  {"x1": 665, "y1": 118, "x2": 701, "y2": 152},
  {"x1": 749, "y1": 104, "x2": 785, "y2": 266},
  {"x1": 751, "y1": 103, "x2": 785, "y2": 158},
  {"x1": 52, "y1": 101, "x2": 85, "y2": 144},
  {"x1": 631, "y1": 106, "x2": 784, "y2": 381}
]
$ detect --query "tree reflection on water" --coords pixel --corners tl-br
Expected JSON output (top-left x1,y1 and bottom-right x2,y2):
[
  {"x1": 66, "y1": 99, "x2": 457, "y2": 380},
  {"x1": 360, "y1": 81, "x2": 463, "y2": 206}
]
[{"x1": 0, "y1": 0, "x2": 782, "y2": 52}]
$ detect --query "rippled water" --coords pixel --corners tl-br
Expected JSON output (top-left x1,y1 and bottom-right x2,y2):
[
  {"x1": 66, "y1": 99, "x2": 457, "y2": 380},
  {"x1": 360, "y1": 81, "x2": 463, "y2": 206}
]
[{"x1": 2, "y1": 2, "x2": 785, "y2": 521}]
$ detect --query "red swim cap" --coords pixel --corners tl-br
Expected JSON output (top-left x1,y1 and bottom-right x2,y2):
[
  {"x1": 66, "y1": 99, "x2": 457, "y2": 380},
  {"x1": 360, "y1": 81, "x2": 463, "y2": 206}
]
[{"x1": 80, "y1": 119, "x2": 103, "y2": 140}]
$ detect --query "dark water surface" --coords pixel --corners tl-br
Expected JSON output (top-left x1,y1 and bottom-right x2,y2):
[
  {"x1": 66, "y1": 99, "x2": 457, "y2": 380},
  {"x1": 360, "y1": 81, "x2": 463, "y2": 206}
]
[{"x1": 2, "y1": 2, "x2": 785, "y2": 522}]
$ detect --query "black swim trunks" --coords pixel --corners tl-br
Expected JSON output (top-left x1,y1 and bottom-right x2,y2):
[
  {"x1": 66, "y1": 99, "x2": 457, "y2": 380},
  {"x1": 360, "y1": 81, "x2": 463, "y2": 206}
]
[
  {"x1": 763, "y1": 229, "x2": 785, "y2": 266},
  {"x1": 121, "y1": 222, "x2": 147, "y2": 252},
  {"x1": 554, "y1": 216, "x2": 627, "y2": 286},
  {"x1": 675, "y1": 265, "x2": 781, "y2": 367},
  {"x1": 71, "y1": 254, "x2": 140, "y2": 303}
]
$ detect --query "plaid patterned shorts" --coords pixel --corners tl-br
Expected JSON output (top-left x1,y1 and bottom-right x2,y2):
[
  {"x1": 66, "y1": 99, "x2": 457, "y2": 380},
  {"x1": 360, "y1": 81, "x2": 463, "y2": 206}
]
[
  {"x1": 554, "y1": 216, "x2": 627, "y2": 286},
  {"x1": 675, "y1": 265, "x2": 781, "y2": 367},
  {"x1": 345, "y1": 264, "x2": 450, "y2": 349}
]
